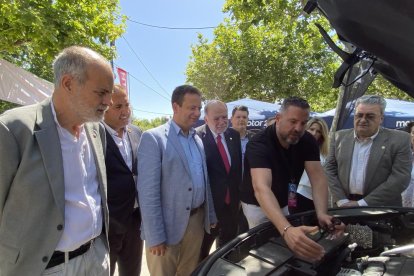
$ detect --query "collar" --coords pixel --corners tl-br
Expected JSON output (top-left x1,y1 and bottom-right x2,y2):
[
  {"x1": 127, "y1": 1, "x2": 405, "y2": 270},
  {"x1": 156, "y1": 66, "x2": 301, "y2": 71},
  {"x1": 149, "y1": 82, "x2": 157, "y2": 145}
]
[
  {"x1": 103, "y1": 122, "x2": 126, "y2": 138},
  {"x1": 354, "y1": 127, "x2": 380, "y2": 142},
  {"x1": 209, "y1": 127, "x2": 223, "y2": 140},
  {"x1": 171, "y1": 120, "x2": 196, "y2": 137}
]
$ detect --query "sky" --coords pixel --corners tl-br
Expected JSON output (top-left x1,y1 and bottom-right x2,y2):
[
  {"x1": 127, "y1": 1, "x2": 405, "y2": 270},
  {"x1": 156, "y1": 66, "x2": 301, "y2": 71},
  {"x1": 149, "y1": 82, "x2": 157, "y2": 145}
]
[{"x1": 114, "y1": 0, "x2": 226, "y2": 119}]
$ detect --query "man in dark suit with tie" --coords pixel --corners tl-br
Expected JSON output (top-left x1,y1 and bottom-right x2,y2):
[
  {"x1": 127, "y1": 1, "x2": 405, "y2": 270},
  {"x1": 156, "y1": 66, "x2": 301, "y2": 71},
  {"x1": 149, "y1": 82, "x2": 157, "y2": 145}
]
[
  {"x1": 197, "y1": 100, "x2": 243, "y2": 260},
  {"x1": 103, "y1": 85, "x2": 143, "y2": 276}
]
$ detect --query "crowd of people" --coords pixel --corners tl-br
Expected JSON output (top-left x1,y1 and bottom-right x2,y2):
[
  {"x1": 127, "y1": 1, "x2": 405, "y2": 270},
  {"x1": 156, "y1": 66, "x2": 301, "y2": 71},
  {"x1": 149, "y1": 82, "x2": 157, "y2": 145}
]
[{"x1": 0, "y1": 45, "x2": 413, "y2": 276}]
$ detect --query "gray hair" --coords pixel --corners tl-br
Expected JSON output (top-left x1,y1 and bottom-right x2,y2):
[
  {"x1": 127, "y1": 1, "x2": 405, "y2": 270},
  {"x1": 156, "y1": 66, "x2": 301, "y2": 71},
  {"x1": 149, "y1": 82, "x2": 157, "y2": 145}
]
[
  {"x1": 53, "y1": 46, "x2": 107, "y2": 87},
  {"x1": 355, "y1": 95, "x2": 386, "y2": 115},
  {"x1": 204, "y1": 100, "x2": 227, "y2": 114}
]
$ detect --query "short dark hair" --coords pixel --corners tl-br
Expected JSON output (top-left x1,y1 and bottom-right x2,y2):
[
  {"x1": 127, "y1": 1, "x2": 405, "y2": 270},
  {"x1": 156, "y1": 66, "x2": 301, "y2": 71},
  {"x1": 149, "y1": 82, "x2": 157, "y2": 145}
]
[
  {"x1": 231, "y1": 105, "x2": 249, "y2": 117},
  {"x1": 405, "y1": 121, "x2": 414, "y2": 133},
  {"x1": 280, "y1": 96, "x2": 310, "y2": 112},
  {"x1": 171, "y1": 85, "x2": 201, "y2": 106}
]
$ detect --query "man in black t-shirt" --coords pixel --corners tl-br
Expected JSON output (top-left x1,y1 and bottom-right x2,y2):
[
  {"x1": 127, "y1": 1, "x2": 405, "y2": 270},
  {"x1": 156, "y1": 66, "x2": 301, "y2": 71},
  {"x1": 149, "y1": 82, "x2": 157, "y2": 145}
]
[{"x1": 240, "y1": 97, "x2": 344, "y2": 263}]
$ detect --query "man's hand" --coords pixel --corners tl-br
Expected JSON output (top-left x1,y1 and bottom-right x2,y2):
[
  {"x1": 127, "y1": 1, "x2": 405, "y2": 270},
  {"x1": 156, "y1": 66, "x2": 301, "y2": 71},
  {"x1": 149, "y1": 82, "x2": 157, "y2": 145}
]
[
  {"x1": 283, "y1": 226, "x2": 325, "y2": 262},
  {"x1": 317, "y1": 214, "x2": 346, "y2": 239},
  {"x1": 210, "y1": 223, "x2": 217, "y2": 229},
  {"x1": 149, "y1": 243, "x2": 167, "y2": 256},
  {"x1": 341, "y1": 201, "x2": 359, "y2": 207}
]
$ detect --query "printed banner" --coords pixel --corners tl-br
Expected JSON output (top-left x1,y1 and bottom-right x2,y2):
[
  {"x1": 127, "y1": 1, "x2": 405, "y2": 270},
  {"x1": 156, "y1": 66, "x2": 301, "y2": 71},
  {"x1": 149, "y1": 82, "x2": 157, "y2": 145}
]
[{"x1": 116, "y1": 67, "x2": 128, "y2": 93}]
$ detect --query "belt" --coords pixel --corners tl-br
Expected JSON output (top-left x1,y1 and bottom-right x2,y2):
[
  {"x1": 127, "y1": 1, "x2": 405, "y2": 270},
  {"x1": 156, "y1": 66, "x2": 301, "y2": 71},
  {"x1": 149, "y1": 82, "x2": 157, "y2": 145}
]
[
  {"x1": 46, "y1": 239, "x2": 94, "y2": 269},
  {"x1": 190, "y1": 205, "x2": 203, "y2": 216},
  {"x1": 349, "y1": 194, "x2": 364, "y2": 201}
]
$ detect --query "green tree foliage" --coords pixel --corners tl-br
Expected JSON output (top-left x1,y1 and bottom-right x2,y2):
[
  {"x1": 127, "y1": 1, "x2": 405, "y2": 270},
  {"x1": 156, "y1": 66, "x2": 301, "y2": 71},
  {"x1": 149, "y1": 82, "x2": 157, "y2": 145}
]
[
  {"x1": 186, "y1": 0, "x2": 411, "y2": 112},
  {"x1": 0, "y1": 100, "x2": 19, "y2": 115},
  {"x1": 368, "y1": 75, "x2": 412, "y2": 101},
  {"x1": 132, "y1": 117, "x2": 169, "y2": 131},
  {"x1": 0, "y1": 0, "x2": 125, "y2": 82}
]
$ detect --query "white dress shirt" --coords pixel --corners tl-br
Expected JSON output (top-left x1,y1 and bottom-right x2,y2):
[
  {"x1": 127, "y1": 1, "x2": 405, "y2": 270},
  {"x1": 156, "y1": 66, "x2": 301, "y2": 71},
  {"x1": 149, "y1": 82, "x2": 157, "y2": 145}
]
[
  {"x1": 51, "y1": 103, "x2": 103, "y2": 252},
  {"x1": 103, "y1": 122, "x2": 132, "y2": 170},
  {"x1": 337, "y1": 129, "x2": 379, "y2": 207}
]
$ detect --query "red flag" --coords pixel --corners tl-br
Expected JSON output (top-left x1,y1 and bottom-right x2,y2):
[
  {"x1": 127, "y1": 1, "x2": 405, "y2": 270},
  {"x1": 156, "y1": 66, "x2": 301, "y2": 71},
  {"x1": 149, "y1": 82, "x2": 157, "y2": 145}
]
[{"x1": 116, "y1": 67, "x2": 128, "y2": 93}]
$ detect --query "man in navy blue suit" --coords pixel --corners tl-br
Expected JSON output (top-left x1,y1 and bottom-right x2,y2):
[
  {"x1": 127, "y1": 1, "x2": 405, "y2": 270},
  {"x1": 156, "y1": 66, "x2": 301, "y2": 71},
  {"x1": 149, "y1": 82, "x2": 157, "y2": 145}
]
[{"x1": 103, "y1": 85, "x2": 142, "y2": 276}]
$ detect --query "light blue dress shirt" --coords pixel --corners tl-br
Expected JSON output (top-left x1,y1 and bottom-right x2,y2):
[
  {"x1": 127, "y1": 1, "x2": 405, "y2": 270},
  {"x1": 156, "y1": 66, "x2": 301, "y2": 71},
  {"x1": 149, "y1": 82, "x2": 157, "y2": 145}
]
[{"x1": 171, "y1": 121, "x2": 205, "y2": 208}]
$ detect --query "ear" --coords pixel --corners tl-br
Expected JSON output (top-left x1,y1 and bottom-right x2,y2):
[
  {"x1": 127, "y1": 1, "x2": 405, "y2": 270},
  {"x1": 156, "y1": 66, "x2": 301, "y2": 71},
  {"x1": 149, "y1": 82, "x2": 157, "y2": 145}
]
[
  {"x1": 275, "y1": 113, "x2": 282, "y2": 123},
  {"x1": 172, "y1": 102, "x2": 179, "y2": 113},
  {"x1": 61, "y1": 74, "x2": 73, "y2": 93}
]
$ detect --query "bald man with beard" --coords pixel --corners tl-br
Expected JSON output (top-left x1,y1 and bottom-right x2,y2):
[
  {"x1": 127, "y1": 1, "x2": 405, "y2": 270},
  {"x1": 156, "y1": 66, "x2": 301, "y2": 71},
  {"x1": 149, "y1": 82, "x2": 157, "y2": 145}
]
[{"x1": 103, "y1": 85, "x2": 143, "y2": 276}]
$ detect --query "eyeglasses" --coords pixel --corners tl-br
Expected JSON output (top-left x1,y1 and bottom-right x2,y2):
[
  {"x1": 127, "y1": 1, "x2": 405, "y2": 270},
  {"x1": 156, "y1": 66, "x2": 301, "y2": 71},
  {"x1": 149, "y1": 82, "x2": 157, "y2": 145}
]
[{"x1": 354, "y1": 113, "x2": 380, "y2": 120}]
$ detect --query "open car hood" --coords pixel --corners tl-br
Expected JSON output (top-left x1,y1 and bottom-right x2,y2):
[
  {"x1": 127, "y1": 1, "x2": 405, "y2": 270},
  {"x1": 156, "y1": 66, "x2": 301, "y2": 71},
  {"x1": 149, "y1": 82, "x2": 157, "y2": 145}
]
[
  {"x1": 193, "y1": 207, "x2": 414, "y2": 275},
  {"x1": 308, "y1": 0, "x2": 414, "y2": 96}
]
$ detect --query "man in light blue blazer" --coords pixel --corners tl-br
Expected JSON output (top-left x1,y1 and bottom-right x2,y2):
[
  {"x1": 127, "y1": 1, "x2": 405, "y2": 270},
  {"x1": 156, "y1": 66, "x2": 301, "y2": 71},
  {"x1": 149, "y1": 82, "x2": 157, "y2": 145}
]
[{"x1": 137, "y1": 85, "x2": 217, "y2": 276}]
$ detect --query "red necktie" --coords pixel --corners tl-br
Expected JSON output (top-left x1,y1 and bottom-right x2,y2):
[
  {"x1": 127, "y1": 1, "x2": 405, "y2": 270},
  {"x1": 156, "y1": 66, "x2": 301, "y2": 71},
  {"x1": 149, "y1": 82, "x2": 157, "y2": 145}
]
[{"x1": 217, "y1": 135, "x2": 231, "y2": 204}]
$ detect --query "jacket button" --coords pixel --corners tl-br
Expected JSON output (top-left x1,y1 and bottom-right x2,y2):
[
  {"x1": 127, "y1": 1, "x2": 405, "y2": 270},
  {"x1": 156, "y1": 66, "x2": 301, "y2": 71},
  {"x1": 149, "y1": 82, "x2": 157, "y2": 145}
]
[
  {"x1": 57, "y1": 224, "x2": 63, "y2": 231},
  {"x1": 186, "y1": 207, "x2": 190, "y2": 211},
  {"x1": 188, "y1": 187, "x2": 192, "y2": 191},
  {"x1": 42, "y1": 256, "x2": 48, "y2": 262}
]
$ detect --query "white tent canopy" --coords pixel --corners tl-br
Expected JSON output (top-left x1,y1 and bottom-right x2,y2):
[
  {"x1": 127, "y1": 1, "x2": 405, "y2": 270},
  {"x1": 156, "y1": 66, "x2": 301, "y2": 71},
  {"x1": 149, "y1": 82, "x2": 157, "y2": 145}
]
[
  {"x1": 0, "y1": 59, "x2": 53, "y2": 106},
  {"x1": 198, "y1": 98, "x2": 281, "y2": 129},
  {"x1": 319, "y1": 98, "x2": 414, "y2": 129}
]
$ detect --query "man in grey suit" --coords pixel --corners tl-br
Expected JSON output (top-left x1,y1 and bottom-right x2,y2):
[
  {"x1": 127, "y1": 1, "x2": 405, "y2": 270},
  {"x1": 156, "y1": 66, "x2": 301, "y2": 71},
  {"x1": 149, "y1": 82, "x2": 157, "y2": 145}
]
[
  {"x1": 137, "y1": 85, "x2": 217, "y2": 276},
  {"x1": 325, "y1": 95, "x2": 412, "y2": 207},
  {"x1": 0, "y1": 46, "x2": 113, "y2": 275}
]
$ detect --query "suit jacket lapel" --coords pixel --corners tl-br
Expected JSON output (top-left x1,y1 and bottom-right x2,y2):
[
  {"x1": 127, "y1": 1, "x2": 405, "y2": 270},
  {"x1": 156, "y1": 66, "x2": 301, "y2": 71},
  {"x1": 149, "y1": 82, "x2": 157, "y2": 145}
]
[
  {"x1": 85, "y1": 124, "x2": 107, "y2": 198},
  {"x1": 165, "y1": 121, "x2": 191, "y2": 176},
  {"x1": 225, "y1": 129, "x2": 237, "y2": 171},
  {"x1": 127, "y1": 126, "x2": 140, "y2": 175},
  {"x1": 34, "y1": 99, "x2": 65, "y2": 216},
  {"x1": 364, "y1": 129, "x2": 387, "y2": 191},
  {"x1": 106, "y1": 130, "x2": 129, "y2": 169},
  {"x1": 85, "y1": 123, "x2": 109, "y2": 239},
  {"x1": 205, "y1": 126, "x2": 229, "y2": 173},
  {"x1": 195, "y1": 131, "x2": 209, "y2": 187},
  {"x1": 340, "y1": 130, "x2": 355, "y2": 192}
]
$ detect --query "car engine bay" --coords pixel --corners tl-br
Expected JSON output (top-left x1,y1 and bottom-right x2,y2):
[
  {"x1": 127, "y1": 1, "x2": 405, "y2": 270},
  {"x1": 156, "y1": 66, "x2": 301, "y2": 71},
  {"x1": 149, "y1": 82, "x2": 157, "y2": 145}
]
[{"x1": 195, "y1": 207, "x2": 414, "y2": 275}]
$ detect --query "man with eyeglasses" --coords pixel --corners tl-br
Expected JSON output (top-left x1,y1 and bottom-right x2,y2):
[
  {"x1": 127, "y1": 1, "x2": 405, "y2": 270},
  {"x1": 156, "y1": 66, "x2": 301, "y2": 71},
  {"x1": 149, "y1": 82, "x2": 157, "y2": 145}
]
[{"x1": 325, "y1": 95, "x2": 412, "y2": 207}]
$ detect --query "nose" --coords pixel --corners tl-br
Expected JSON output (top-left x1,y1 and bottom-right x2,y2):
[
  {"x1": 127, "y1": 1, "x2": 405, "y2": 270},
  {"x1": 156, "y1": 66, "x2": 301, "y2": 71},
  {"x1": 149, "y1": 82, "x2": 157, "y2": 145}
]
[
  {"x1": 219, "y1": 117, "x2": 228, "y2": 123},
  {"x1": 194, "y1": 108, "x2": 201, "y2": 118},
  {"x1": 295, "y1": 122, "x2": 304, "y2": 131},
  {"x1": 103, "y1": 93, "x2": 112, "y2": 106},
  {"x1": 123, "y1": 105, "x2": 131, "y2": 112}
]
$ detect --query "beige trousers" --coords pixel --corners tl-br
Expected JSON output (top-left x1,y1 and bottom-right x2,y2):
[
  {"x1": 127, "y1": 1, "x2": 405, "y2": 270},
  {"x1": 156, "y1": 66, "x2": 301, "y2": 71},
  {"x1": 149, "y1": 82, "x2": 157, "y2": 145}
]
[{"x1": 146, "y1": 208, "x2": 205, "y2": 276}]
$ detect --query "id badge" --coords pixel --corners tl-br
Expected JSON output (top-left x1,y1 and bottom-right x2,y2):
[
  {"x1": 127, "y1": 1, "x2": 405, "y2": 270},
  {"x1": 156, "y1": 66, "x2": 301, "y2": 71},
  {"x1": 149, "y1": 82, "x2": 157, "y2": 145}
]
[{"x1": 288, "y1": 183, "x2": 297, "y2": 208}]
